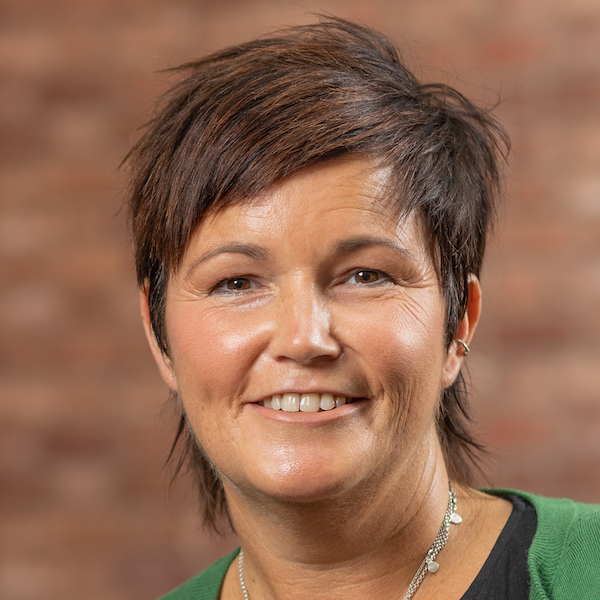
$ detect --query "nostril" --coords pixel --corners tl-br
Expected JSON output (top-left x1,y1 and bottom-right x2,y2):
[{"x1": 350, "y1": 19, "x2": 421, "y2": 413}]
[{"x1": 270, "y1": 328, "x2": 342, "y2": 364}]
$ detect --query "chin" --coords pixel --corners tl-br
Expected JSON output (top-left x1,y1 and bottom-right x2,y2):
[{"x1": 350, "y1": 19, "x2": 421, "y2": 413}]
[
  {"x1": 231, "y1": 454, "x2": 358, "y2": 506},
  {"x1": 255, "y1": 479, "x2": 350, "y2": 506}
]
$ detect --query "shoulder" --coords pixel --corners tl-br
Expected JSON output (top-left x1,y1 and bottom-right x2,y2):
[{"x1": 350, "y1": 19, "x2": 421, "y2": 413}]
[
  {"x1": 489, "y1": 490, "x2": 600, "y2": 599},
  {"x1": 157, "y1": 549, "x2": 239, "y2": 600}
]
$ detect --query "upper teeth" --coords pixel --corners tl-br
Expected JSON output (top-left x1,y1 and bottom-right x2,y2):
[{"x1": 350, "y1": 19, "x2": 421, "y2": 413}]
[{"x1": 262, "y1": 393, "x2": 347, "y2": 412}]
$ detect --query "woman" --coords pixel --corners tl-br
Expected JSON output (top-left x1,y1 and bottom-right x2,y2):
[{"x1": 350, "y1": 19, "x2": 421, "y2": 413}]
[{"x1": 125, "y1": 18, "x2": 600, "y2": 600}]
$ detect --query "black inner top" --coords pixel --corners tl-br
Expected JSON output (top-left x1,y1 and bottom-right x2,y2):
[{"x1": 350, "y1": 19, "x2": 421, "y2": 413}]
[{"x1": 460, "y1": 494, "x2": 537, "y2": 600}]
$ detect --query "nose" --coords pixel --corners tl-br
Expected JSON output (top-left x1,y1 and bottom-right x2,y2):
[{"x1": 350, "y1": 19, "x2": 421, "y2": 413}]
[{"x1": 269, "y1": 276, "x2": 341, "y2": 365}]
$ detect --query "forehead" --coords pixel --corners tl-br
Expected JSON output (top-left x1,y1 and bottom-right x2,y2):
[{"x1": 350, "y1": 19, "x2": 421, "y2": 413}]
[{"x1": 187, "y1": 158, "x2": 428, "y2": 256}]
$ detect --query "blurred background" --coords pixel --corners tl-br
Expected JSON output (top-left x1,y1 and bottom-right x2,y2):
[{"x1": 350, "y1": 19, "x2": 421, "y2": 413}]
[{"x1": 1, "y1": 0, "x2": 599, "y2": 598}]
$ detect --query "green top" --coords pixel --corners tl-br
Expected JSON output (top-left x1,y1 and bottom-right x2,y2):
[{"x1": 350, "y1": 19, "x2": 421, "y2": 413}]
[{"x1": 158, "y1": 491, "x2": 600, "y2": 600}]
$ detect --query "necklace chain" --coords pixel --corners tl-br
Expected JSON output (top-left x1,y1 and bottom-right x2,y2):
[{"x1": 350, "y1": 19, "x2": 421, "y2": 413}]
[
  {"x1": 238, "y1": 482, "x2": 460, "y2": 600},
  {"x1": 401, "y1": 482, "x2": 459, "y2": 599}
]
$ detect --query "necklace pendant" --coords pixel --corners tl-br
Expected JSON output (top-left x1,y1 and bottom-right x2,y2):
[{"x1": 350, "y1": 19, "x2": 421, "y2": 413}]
[
  {"x1": 426, "y1": 559, "x2": 440, "y2": 573},
  {"x1": 450, "y1": 512, "x2": 462, "y2": 524}
]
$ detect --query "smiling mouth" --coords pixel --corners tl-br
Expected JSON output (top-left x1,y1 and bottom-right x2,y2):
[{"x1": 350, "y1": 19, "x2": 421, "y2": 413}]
[{"x1": 259, "y1": 393, "x2": 361, "y2": 413}]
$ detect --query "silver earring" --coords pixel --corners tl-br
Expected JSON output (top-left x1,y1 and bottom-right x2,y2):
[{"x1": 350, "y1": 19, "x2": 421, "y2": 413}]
[{"x1": 456, "y1": 339, "x2": 470, "y2": 355}]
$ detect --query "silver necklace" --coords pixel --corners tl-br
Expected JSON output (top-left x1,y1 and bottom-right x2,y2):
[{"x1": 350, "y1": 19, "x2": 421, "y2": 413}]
[{"x1": 238, "y1": 482, "x2": 461, "y2": 600}]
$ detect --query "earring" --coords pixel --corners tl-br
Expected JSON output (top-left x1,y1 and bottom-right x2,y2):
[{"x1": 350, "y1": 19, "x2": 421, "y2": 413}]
[{"x1": 456, "y1": 339, "x2": 470, "y2": 355}]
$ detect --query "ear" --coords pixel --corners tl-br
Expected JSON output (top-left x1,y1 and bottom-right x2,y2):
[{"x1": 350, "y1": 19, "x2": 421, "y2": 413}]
[
  {"x1": 140, "y1": 287, "x2": 179, "y2": 392},
  {"x1": 441, "y1": 274, "x2": 482, "y2": 388}
]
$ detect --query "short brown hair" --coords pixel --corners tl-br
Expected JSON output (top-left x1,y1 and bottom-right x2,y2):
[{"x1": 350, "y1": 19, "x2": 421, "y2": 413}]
[{"x1": 125, "y1": 17, "x2": 509, "y2": 530}]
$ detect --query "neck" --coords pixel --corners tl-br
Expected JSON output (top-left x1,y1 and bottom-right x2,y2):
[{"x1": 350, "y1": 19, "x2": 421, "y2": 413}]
[{"x1": 224, "y1": 441, "x2": 452, "y2": 600}]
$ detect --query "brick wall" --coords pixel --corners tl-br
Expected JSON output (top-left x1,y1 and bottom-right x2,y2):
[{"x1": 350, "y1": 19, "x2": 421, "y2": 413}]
[{"x1": 1, "y1": 0, "x2": 599, "y2": 598}]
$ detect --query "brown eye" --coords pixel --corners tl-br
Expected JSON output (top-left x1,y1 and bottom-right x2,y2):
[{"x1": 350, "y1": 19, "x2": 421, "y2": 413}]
[
  {"x1": 354, "y1": 270, "x2": 380, "y2": 284},
  {"x1": 226, "y1": 278, "x2": 251, "y2": 290}
]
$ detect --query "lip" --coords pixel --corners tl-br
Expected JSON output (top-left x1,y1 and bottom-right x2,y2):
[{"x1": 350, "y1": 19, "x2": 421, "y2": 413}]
[{"x1": 247, "y1": 397, "x2": 368, "y2": 424}]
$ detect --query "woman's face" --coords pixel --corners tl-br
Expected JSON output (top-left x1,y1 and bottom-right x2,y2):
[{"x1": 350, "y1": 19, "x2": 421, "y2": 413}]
[{"x1": 145, "y1": 158, "x2": 466, "y2": 505}]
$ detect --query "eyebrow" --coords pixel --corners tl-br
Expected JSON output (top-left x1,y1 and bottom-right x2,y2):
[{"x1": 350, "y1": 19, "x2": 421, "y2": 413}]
[
  {"x1": 184, "y1": 243, "x2": 269, "y2": 279},
  {"x1": 184, "y1": 236, "x2": 414, "y2": 280},
  {"x1": 334, "y1": 236, "x2": 415, "y2": 260}
]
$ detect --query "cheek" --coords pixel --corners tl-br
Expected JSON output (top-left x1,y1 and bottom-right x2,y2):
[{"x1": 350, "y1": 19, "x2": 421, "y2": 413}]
[
  {"x1": 342, "y1": 295, "x2": 447, "y2": 379},
  {"x1": 165, "y1": 305, "x2": 269, "y2": 398},
  {"x1": 342, "y1": 296, "x2": 448, "y2": 435}
]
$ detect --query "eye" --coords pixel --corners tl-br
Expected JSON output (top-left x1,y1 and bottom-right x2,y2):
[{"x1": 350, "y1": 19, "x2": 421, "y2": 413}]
[
  {"x1": 348, "y1": 270, "x2": 384, "y2": 284},
  {"x1": 213, "y1": 277, "x2": 256, "y2": 292}
]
